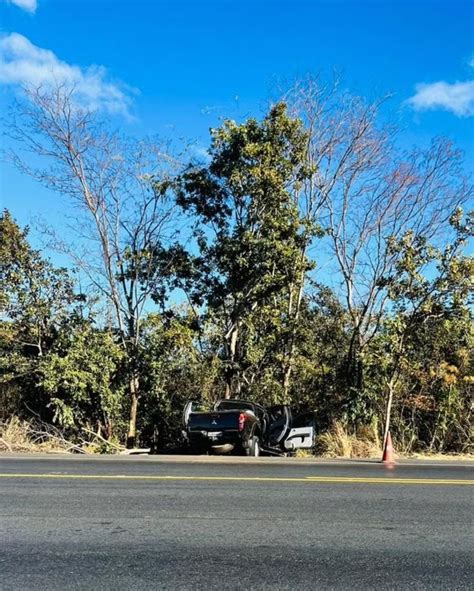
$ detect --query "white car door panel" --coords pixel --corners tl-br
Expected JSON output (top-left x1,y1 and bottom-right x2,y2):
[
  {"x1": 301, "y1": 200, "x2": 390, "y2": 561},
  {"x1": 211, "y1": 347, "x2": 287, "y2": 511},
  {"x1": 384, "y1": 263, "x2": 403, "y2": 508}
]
[{"x1": 283, "y1": 426, "x2": 314, "y2": 450}]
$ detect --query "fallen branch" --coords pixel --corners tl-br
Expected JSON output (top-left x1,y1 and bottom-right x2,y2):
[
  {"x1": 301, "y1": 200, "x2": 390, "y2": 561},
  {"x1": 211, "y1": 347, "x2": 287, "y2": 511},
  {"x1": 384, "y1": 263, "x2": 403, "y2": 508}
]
[
  {"x1": 81, "y1": 428, "x2": 125, "y2": 452},
  {"x1": 0, "y1": 437, "x2": 13, "y2": 452}
]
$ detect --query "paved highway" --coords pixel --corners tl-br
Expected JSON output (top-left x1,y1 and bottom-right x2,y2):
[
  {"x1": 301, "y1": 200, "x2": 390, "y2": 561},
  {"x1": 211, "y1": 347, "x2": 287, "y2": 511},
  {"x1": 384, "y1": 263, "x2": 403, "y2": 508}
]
[{"x1": 0, "y1": 454, "x2": 472, "y2": 590}]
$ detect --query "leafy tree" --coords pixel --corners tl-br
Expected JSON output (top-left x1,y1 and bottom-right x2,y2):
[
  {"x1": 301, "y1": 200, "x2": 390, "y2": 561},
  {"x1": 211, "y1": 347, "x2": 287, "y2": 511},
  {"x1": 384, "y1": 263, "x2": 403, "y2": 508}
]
[
  {"x1": 173, "y1": 103, "x2": 315, "y2": 397},
  {"x1": 287, "y1": 77, "x2": 472, "y2": 414},
  {"x1": 379, "y1": 208, "x2": 473, "y2": 446},
  {"x1": 0, "y1": 211, "x2": 125, "y2": 443},
  {"x1": 7, "y1": 85, "x2": 181, "y2": 447},
  {"x1": 0, "y1": 210, "x2": 77, "y2": 417},
  {"x1": 139, "y1": 310, "x2": 223, "y2": 447},
  {"x1": 287, "y1": 287, "x2": 350, "y2": 421},
  {"x1": 0, "y1": 209, "x2": 75, "y2": 359},
  {"x1": 396, "y1": 312, "x2": 472, "y2": 452},
  {"x1": 39, "y1": 323, "x2": 125, "y2": 440}
]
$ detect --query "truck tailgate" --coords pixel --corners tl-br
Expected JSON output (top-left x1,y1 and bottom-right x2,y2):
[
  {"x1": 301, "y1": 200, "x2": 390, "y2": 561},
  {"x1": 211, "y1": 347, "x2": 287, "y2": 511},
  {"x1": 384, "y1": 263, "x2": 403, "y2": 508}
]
[{"x1": 187, "y1": 410, "x2": 240, "y2": 431}]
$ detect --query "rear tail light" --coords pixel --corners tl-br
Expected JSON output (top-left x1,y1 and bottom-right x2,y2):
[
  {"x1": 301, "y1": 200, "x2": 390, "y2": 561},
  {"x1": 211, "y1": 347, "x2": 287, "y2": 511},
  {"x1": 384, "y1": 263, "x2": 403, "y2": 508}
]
[{"x1": 238, "y1": 413, "x2": 246, "y2": 431}]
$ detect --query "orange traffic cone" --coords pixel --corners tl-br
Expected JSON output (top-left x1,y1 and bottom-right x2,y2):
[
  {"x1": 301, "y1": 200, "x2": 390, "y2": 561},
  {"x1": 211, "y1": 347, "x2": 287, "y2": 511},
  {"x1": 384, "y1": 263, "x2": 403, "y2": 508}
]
[{"x1": 381, "y1": 432, "x2": 395, "y2": 464}]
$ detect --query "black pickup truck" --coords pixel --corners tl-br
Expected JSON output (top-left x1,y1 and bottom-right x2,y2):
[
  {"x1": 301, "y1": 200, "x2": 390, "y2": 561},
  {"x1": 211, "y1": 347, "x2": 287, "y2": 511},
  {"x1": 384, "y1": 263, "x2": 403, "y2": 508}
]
[{"x1": 182, "y1": 399, "x2": 315, "y2": 456}]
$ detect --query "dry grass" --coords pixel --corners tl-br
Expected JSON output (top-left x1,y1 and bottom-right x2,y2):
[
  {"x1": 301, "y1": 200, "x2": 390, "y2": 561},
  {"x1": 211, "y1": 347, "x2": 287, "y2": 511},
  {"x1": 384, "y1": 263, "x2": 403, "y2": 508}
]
[
  {"x1": 313, "y1": 423, "x2": 474, "y2": 460},
  {"x1": 314, "y1": 421, "x2": 382, "y2": 459},
  {"x1": 0, "y1": 416, "x2": 125, "y2": 454},
  {"x1": 0, "y1": 417, "x2": 31, "y2": 452},
  {"x1": 0, "y1": 416, "x2": 77, "y2": 453},
  {"x1": 294, "y1": 448, "x2": 314, "y2": 458}
]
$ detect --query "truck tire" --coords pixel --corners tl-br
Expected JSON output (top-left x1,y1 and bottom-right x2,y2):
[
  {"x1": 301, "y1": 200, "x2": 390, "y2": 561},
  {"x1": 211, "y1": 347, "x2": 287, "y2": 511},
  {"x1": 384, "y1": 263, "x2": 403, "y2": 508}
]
[{"x1": 246, "y1": 435, "x2": 260, "y2": 457}]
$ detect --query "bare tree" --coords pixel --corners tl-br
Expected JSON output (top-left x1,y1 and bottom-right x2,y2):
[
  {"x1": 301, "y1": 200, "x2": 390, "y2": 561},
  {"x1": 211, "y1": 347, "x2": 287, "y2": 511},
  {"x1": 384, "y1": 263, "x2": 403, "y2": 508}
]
[
  {"x1": 6, "y1": 84, "x2": 180, "y2": 447},
  {"x1": 285, "y1": 76, "x2": 472, "y2": 411}
]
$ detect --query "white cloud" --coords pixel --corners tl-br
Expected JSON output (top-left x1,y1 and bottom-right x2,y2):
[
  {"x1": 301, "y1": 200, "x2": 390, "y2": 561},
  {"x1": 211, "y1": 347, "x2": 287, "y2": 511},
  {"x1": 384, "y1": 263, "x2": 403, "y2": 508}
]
[
  {"x1": 0, "y1": 33, "x2": 135, "y2": 116},
  {"x1": 408, "y1": 59, "x2": 474, "y2": 118},
  {"x1": 6, "y1": 0, "x2": 37, "y2": 13},
  {"x1": 407, "y1": 81, "x2": 474, "y2": 117}
]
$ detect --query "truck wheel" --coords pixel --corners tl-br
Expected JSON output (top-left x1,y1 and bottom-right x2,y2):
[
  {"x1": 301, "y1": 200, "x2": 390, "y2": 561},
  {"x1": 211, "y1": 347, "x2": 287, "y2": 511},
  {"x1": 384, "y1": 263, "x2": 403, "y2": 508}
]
[{"x1": 246, "y1": 436, "x2": 260, "y2": 457}]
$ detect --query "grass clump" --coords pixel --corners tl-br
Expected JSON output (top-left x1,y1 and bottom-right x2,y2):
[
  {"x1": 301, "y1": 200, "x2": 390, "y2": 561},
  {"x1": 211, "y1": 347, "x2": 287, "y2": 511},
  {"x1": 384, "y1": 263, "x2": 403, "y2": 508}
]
[{"x1": 314, "y1": 421, "x2": 381, "y2": 459}]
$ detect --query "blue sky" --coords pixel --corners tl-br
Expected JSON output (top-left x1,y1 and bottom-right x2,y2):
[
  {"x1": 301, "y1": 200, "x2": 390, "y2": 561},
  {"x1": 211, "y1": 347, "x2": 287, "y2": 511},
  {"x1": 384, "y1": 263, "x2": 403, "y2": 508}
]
[{"x1": 0, "y1": 0, "x2": 473, "y2": 242}]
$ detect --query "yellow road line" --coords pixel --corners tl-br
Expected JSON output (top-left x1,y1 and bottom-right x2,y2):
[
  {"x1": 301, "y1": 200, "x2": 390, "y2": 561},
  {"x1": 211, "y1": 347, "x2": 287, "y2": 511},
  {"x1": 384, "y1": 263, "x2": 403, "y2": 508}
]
[
  {"x1": 305, "y1": 476, "x2": 473, "y2": 485},
  {"x1": 0, "y1": 473, "x2": 472, "y2": 485}
]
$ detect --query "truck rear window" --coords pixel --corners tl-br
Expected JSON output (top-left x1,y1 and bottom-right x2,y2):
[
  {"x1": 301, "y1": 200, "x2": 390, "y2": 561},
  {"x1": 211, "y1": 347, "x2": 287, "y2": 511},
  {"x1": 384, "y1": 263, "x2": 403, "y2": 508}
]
[{"x1": 215, "y1": 401, "x2": 255, "y2": 412}]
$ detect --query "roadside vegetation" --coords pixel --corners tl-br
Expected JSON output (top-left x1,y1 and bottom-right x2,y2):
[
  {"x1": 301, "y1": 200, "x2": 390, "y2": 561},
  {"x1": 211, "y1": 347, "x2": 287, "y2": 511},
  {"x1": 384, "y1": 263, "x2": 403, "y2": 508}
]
[{"x1": 1, "y1": 78, "x2": 472, "y2": 455}]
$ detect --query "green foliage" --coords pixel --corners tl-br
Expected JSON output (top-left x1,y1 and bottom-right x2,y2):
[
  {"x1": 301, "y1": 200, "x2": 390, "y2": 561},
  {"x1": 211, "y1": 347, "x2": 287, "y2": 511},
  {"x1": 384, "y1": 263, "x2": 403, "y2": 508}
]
[
  {"x1": 0, "y1": 209, "x2": 78, "y2": 418},
  {"x1": 174, "y1": 103, "x2": 315, "y2": 396},
  {"x1": 0, "y1": 211, "x2": 127, "y2": 440},
  {"x1": 0, "y1": 209, "x2": 76, "y2": 358},
  {"x1": 39, "y1": 324, "x2": 125, "y2": 437},
  {"x1": 370, "y1": 209, "x2": 474, "y2": 450},
  {"x1": 138, "y1": 310, "x2": 224, "y2": 446}
]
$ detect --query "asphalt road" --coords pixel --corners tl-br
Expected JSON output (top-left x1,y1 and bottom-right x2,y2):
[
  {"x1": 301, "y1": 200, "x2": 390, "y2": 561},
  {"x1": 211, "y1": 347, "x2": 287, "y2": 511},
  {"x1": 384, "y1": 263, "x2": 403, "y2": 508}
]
[{"x1": 0, "y1": 455, "x2": 472, "y2": 590}]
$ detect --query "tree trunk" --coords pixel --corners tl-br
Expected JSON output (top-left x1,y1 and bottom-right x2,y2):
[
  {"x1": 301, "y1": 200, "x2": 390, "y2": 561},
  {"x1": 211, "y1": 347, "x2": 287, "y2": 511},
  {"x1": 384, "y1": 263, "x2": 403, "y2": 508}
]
[
  {"x1": 282, "y1": 365, "x2": 292, "y2": 399},
  {"x1": 282, "y1": 283, "x2": 295, "y2": 400},
  {"x1": 126, "y1": 373, "x2": 139, "y2": 448},
  {"x1": 346, "y1": 329, "x2": 364, "y2": 392},
  {"x1": 282, "y1": 261, "x2": 307, "y2": 399},
  {"x1": 224, "y1": 322, "x2": 240, "y2": 399},
  {"x1": 382, "y1": 377, "x2": 395, "y2": 449}
]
